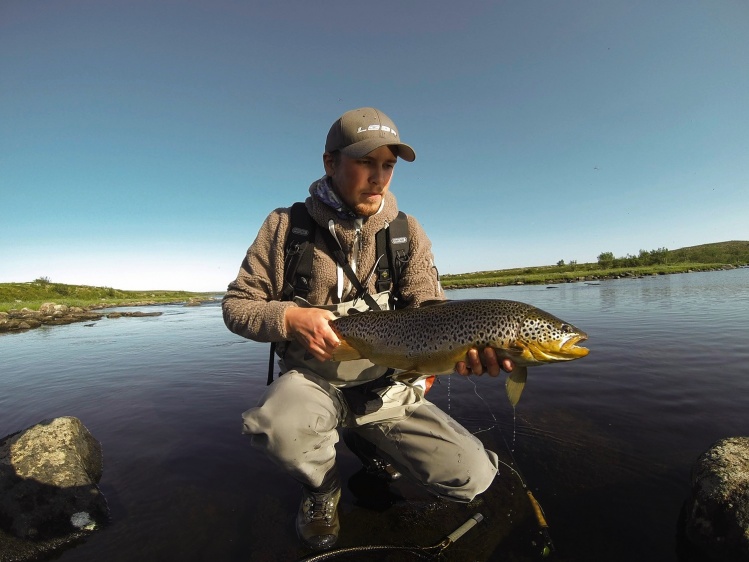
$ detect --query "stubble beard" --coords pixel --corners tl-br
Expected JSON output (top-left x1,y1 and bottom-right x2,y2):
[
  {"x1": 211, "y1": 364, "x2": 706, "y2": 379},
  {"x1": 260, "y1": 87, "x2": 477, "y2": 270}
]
[{"x1": 352, "y1": 201, "x2": 380, "y2": 217}]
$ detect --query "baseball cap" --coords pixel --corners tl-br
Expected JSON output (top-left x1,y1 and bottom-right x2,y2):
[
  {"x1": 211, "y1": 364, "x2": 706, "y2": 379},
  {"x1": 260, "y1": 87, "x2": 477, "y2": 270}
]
[{"x1": 325, "y1": 107, "x2": 416, "y2": 162}]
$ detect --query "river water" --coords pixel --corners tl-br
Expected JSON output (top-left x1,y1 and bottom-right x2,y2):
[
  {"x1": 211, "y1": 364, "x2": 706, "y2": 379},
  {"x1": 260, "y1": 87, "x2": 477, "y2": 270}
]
[{"x1": 1, "y1": 268, "x2": 748, "y2": 561}]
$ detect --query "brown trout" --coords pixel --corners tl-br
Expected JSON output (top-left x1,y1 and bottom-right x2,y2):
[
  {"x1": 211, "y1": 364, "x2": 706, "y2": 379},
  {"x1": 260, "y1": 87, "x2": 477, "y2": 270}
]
[{"x1": 330, "y1": 299, "x2": 589, "y2": 406}]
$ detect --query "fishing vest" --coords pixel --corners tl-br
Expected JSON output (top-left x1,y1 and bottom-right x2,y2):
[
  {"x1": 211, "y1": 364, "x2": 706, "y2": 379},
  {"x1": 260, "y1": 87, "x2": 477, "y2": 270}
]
[
  {"x1": 281, "y1": 201, "x2": 411, "y2": 310},
  {"x1": 266, "y1": 201, "x2": 411, "y2": 385}
]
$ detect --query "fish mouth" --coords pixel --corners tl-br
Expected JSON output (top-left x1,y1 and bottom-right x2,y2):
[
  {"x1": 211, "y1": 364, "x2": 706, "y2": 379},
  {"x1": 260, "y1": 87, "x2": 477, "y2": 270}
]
[
  {"x1": 560, "y1": 334, "x2": 589, "y2": 357},
  {"x1": 524, "y1": 334, "x2": 589, "y2": 362}
]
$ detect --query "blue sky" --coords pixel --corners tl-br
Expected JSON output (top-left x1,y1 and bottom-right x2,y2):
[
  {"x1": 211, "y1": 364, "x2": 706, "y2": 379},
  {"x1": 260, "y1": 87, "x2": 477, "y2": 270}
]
[{"x1": 2, "y1": 0, "x2": 747, "y2": 291}]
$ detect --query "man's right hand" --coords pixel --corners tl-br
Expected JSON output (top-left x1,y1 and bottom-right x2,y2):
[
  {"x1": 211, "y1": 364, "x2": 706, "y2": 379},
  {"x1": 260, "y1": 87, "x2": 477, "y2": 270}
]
[{"x1": 284, "y1": 306, "x2": 340, "y2": 362}]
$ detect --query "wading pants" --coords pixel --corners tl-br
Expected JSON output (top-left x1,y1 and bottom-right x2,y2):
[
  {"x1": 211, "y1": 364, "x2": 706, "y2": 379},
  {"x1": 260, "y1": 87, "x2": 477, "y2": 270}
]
[{"x1": 242, "y1": 369, "x2": 499, "y2": 502}]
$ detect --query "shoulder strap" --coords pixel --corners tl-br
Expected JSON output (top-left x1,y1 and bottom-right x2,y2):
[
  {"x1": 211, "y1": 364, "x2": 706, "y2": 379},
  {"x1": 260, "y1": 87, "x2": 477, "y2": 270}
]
[
  {"x1": 269, "y1": 202, "x2": 316, "y2": 385},
  {"x1": 375, "y1": 211, "x2": 410, "y2": 307},
  {"x1": 281, "y1": 202, "x2": 316, "y2": 302}
]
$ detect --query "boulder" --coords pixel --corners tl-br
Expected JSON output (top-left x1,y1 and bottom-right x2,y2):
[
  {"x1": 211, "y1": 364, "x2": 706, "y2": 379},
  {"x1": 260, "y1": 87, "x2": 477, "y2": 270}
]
[
  {"x1": 38, "y1": 303, "x2": 54, "y2": 315},
  {"x1": 0, "y1": 417, "x2": 108, "y2": 560},
  {"x1": 17, "y1": 319, "x2": 42, "y2": 330},
  {"x1": 680, "y1": 437, "x2": 749, "y2": 561}
]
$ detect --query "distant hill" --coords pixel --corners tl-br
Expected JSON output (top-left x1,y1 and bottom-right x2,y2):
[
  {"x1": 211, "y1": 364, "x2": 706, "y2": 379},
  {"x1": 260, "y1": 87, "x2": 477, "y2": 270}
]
[
  {"x1": 0, "y1": 281, "x2": 216, "y2": 313},
  {"x1": 665, "y1": 240, "x2": 749, "y2": 265},
  {"x1": 440, "y1": 240, "x2": 748, "y2": 289}
]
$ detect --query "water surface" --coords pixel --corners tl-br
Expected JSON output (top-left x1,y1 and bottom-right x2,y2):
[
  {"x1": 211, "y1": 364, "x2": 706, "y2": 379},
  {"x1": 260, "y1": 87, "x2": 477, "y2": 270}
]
[{"x1": 1, "y1": 269, "x2": 747, "y2": 561}]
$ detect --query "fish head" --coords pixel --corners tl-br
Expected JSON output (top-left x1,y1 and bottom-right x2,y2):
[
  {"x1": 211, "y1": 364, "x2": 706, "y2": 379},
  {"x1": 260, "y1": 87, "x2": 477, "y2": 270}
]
[{"x1": 513, "y1": 307, "x2": 589, "y2": 364}]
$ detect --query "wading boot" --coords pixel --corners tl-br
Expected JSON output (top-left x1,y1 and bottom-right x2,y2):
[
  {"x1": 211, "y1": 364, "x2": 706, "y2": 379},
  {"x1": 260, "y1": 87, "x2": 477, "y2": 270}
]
[
  {"x1": 296, "y1": 480, "x2": 341, "y2": 551},
  {"x1": 343, "y1": 430, "x2": 402, "y2": 482}
]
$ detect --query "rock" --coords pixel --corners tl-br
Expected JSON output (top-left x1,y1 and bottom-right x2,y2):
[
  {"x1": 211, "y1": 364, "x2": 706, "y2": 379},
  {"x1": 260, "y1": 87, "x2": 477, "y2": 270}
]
[
  {"x1": 38, "y1": 303, "x2": 56, "y2": 315},
  {"x1": 121, "y1": 311, "x2": 161, "y2": 317},
  {"x1": 107, "y1": 311, "x2": 162, "y2": 318},
  {"x1": 71, "y1": 312, "x2": 105, "y2": 322},
  {"x1": 0, "y1": 417, "x2": 108, "y2": 560},
  {"x1": 37, "y1": 303, "x2": 69, "y2": 316},
  {"x1": 679, "y1": 437, "x2": 749, "y2": 561},
  {"x1": 0, "y1": 305, "x2": 164, "y2": 333}
]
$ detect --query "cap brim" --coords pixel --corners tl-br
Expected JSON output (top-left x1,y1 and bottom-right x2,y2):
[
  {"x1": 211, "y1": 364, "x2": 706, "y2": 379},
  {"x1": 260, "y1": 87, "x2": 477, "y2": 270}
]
[{"x1": 341, "y1": 139, "x2": 416, "y2": 162}]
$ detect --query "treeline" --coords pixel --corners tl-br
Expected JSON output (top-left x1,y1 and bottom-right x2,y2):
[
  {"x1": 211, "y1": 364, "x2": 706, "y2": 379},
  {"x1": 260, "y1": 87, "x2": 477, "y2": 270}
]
[
  {"x1": 441, "y1": 240, "x2": 748, "y2": 288},
  {"x1": 596, "y1": 247, "x2": 670, "y2": 268},
  {"x1": 596, "y1": 241, "x2": 749, "y2": 269}
]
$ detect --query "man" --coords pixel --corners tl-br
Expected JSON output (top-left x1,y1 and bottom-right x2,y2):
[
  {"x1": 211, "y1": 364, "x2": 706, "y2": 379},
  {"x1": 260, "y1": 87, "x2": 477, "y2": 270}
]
[{"x1": 222, "y1": 107, "x2": 511, "y2": 551}]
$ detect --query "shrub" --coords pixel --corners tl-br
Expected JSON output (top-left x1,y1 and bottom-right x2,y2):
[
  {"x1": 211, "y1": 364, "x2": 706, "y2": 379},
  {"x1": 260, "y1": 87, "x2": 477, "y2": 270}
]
[{"x1": 53, "y1": 284, "x2": 70, "y2": 296}]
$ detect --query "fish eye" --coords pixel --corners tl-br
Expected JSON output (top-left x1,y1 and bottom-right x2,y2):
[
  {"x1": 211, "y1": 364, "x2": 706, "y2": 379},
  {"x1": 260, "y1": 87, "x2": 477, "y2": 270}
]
[{"x1": 560, "y1": 324, "x2": 572, "y2": 333}]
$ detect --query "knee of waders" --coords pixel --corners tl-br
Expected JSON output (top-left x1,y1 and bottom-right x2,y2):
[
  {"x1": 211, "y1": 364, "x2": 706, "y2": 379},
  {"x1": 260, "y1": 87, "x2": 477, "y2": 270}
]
[
  {"x1": 427, "y1": 449, "x2": 499, "y2": 502},
  {"x1": 242, "y1": 371, "x2": 341, "y2": 439}
]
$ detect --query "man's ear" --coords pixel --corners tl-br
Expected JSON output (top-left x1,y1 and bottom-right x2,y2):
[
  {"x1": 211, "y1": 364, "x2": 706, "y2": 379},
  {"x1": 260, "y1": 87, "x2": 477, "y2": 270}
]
[{"x1": 322, "y1": 152, "x2": 335, "y2": 176}]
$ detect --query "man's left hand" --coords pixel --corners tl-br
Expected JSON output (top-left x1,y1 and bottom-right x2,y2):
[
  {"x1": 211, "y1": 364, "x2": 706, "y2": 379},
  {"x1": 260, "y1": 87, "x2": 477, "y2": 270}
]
[{"x1": 455, "y1": 347, "x2": 513, "y2": 377}]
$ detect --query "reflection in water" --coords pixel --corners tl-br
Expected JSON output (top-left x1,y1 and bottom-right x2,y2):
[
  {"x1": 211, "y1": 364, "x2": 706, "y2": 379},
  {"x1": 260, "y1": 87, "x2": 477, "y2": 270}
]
[
  {"x1": 600, "y1": 283, "x2": 618, "y2": 312},
  {"x1": 1, "y1": 269, "x2": 748, "y2": 561},
  {"x1": 640, "y1": 276, "x2": 672, "y2": 308}
]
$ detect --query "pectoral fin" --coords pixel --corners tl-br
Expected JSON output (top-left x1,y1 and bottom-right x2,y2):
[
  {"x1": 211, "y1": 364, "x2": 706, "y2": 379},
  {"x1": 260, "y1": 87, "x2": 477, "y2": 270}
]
[
  {"x1": 505, "y1": 366, "x2": 528, "y2": 407},
  {"x1": 330, "y1": 339, "x2": 364, "y2": 362}
]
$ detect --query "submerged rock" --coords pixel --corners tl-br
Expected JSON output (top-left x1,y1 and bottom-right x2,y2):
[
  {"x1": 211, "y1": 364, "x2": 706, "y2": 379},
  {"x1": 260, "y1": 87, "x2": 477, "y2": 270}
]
[
  {"x1": 0, "y1": 417, "x2": 108, "y2": 561},
  {"x1": 680, "y1": 436, "x2": 749, "y2": 561}
]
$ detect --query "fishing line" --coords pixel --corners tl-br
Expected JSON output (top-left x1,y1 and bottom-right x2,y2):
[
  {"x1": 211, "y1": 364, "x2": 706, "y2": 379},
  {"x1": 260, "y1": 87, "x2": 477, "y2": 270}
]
[
  {"x1": 448, "y1": 378, "x2": 525, "y2": 482},
  {"x1": 463, "y1": 377, "x2": 556, "y2": 557},
  {"x1": 446, "y1": 371, "x2": 451, "y2": 414},
  {"x1": 297, "y1": 513, "x2": 485, "y2": 562}
]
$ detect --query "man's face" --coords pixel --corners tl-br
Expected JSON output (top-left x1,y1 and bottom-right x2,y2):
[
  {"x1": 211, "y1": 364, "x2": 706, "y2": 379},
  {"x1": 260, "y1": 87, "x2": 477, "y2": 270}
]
[{"x1": 323, "y1": 145, "x2": 398, "y2": 217}]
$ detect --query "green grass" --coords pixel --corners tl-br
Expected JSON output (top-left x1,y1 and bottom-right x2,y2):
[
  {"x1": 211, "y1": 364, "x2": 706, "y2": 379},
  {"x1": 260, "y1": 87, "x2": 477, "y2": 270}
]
[
  {"x1": 441, "y1": 263, "x2": 741, "y2": 289},
  {"x1": 441, "y1": 240, "x2": 748, "y2": 289},
  {"x1": 0, "y1": 281, "x2": 218, "y2": 313},
  {"x1": 667, "y1": 240, "x2": 749, "y2": 265}
]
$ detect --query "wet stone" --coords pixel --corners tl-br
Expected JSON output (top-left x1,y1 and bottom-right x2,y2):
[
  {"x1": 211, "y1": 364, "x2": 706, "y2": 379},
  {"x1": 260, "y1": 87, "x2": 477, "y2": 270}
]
[
  {"x1": 680, "y1": 436, "x2": 749, "y2": 561},
  {"x1": 0, "y1": 417, "x2": 108, "y2": 561}
]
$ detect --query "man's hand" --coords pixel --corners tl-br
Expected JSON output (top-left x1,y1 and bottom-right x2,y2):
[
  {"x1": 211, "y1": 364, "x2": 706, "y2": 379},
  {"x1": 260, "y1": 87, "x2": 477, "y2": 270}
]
[
  {"x1": 455, "y1": 347, "x2": 513, "y2": 377},
  {"x1": 284, "y1": 306, "x2": 339, "y2": 361}
]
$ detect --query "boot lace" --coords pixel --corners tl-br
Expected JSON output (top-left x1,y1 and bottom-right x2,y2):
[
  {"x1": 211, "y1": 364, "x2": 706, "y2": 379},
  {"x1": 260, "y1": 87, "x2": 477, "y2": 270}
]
[{"x1": 302, "y1": 493, "x2": 336, "y2": 524}]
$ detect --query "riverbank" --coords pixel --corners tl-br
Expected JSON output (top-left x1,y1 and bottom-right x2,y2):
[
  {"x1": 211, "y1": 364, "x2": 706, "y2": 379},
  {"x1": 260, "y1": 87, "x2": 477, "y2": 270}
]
[
  {"x1": 0, "y1": 297, "x2": 218, "y2": 334},
  {"x1": 440, "y1": 263, "x2": 745, "y2": 290},
  {"x1": 0, "y1": 281, "x2": 220, "y2": 313}
]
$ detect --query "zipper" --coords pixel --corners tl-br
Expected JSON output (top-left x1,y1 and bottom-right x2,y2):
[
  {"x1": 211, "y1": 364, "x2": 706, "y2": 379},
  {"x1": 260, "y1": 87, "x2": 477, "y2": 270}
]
[
  {"x1": 352, "y1": 219, "x2": 363, "y2": 276},
  {"x1": 328, "y1": 220, "x2": 345, "y2": 300},
  {"x1": 328, "y1": 218, "x2": 365, "y2": 302}
]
